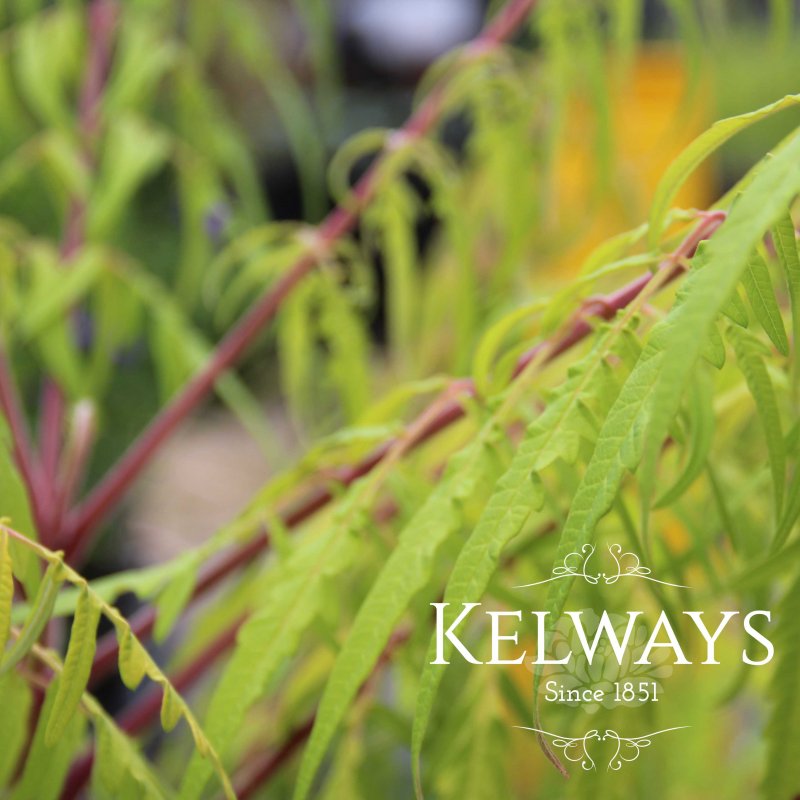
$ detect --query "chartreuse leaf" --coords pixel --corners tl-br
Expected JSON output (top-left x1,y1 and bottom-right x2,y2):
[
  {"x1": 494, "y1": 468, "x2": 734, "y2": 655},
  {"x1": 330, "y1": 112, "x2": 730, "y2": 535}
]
[
  {"x1": 539, "y1": 340, "x2": 662, "y2": 658},
  {"x1": 764, "y1": 568, "x2": 800, "y2": 800},
  {"x1": 20, "y1": 246, "x2": 104, "y2": 339},
  {"x1": 92, "y1": 712, "x2": 168, "y2": 800},
  {"x1": 160, "y1": 685, "x2": 183, "y2": 732},
  {"x1": 23, "y1": 636, "x2": 168, "y2": 799},
  {"x1": 0, "y1": 419, "x2": 41, "y2": 599},
  {"x1": 472, "y1": 300, "x2": 546, "y2": 397},
  {"x1": 371, "y1": 183, "x2": 421, "y2": 371},
  {"x1": 775, "y1": 461, "x2": 800, "y2": 551},
  {"x1": 743, "y1": 249, "x2": 790, "y2": 356},
  {"x1": 772, "y1": 212, "x2": 800, "y2": 386},
  {"x1": 120, "y1": 265, "x2": 274, "y2": 453},
  {"x1": 0, "y1": 560, "x2": 64, "y2": 675},
  {"x1": 640, "y1": 132, "x2": 800, "y2": 533},
  {"x1": 178, "y1": 517, "x2": 361, "y2": 798},
  {"x1": 412, "y1": 302, "x2": 652, "y2": 792},
  {"x1": 88, "y1": 115, "x2": 172, "y2": 238},
  {"x1": 528, "y1": 137, "x2": 800, "y2": 770},
  {"x1": 153, "y1": 558, "x2": 197, "y2": 643},
  {"x1": 117, "y1": 622, "x2": 148, "y2": 690},
  {"x1": 14, "y1": 8, "x2": 82, "y2": 131},
  {"x1": 1, "y1": 527, "x2": 235, "y2": 798},
  {"x1": 317, "y1": 270, "x2": 371, "y2": 421},
  {"x1": 12, "y1": 677, "x2": 86, "y2": 800},
  {"x1": 655, "y1": 366, "x2": 715, "y2": 507},
  {"x1": 45, "y1": 586, "x2": 102, "y2": 745},
  {"x1": 649, "y1": 93, "x2": 800, "y2": 247},
  {"x1": 411, "y1": 438, "x2": 544, "y2": 796},
  {"x1": 293, "y1": 439, "x2": 498, "y2": 800},
  {"x1": 0, "y1": 671, "x2": 32, "y2": 785},
  {"x1": 179, "y1": 396, "x2": 441, "y2": 798},
  {"x1": 0, "y1": 527, "x2": 13, "y2": 654},
  {"x1": 728, "y1": 326, "x2": 785, "y2": 517}
]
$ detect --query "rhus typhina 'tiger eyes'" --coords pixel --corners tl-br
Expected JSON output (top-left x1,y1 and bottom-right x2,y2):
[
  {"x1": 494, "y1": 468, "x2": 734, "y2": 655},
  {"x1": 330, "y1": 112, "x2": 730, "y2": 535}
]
[{"x1": 0, "y1": 1, "x2": 799, "y2": 799}]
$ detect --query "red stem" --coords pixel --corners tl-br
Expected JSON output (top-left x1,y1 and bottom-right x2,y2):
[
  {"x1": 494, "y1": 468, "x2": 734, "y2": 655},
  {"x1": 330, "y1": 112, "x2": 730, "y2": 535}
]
[
  {"x1": 37, "y1": 0, "x2": 119, "y2": 544},
  {"x1": 86, "y1": 211, "x2": 726, "y2": 687},
  {"x1": 63, "y1": 0, "x2": 541, "y2": 559}
]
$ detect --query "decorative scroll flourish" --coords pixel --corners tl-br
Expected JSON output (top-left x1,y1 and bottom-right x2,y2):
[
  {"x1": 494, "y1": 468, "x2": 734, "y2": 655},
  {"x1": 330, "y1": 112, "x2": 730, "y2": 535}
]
[
  {"x1": 515, "y1": 726, "x2": 689, "y2": 771},
  {"x1": 513, "y1": 727, "x2": 600, "y2": 771},
  {"x1": 514, "y1": 543, "x2": 689, "y2": 589}
]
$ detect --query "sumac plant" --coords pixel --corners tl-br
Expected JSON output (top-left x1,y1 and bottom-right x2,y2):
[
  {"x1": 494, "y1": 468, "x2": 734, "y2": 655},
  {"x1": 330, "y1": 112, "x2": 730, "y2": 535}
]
[{"x1": 1, "y1": 0, "x2": 800, "y2": 798}]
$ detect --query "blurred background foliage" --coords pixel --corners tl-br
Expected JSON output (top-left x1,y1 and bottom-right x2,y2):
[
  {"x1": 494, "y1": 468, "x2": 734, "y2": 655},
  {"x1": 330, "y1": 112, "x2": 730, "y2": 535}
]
[{"x1": 1, "y1": 1, "x2": 800, "y2": 798}]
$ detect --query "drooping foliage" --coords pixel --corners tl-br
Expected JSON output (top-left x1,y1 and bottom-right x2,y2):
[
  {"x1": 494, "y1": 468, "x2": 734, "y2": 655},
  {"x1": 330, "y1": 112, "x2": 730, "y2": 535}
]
[{"x1": 0, "y1": 0, "x2": 799, "y2": 798}]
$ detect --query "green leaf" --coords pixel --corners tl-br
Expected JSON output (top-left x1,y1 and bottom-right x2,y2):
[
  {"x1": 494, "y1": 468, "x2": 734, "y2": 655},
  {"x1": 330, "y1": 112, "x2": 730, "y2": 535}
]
[
  {"x1": 153, "y1": 559, "x2": 197, "y2": 643},
  {"x1": 160, "y1": 685, "x2": 183, "y2": 732},
  {"x1": 179, "y1": 524, "x2": 361, "y2": 800},
  {"x1": 640, "y1": 132, "x2": 800, "y2": 530},
  {"x1": 15, "y1": 9, "x2": 82, "y2": 131},
  {"x1": 728, "y1": 326, "x2": 785, "y2": 518},
  {"x1": 20, "y1": 248, "x2": 104, "y2": 339},
  {"x1": 472, "y1": 301, "x2": 544, "y2": 397},
  {"x1": 117, "y1": 623, "x2": 148, "y2": 690},
  {"x1": 764, "y1": 568, "x2": 800, "y2": 800},
  {"x1": 742, "y1": 249, "x2": 790, "y2": 356},
  {"x1": 773, "y1": 478, "x2": 800, "y2": 552},
  {"x1": 0, "y1": 528, "x2": 13, "y2": 655},
  {"x1": 0, "y1": 671, "x2": 33, "y2": 785},
  {"x1": 772, "y1": 213, "x2": 800, "y2": 387},
  {"x1": 294, "y1": 440, "x2": 496, "y2": 800},
  {"x1": 411, "y1": 443, "x2": 543, "y2": 795},
  {"x1": 411, "y1": 313, "x2": 645, "y2": 790},
  {"x1": 88, "y1": 115, "x2": 171, "y2": 238},
  {"x1": 0, "y1": 419, "x2": 40, "y2": 598},
  {"x1": 13, "y1": 676, "x2": 85, "y2": 800},
  {"x1": 655, "y1": 367, "x2": 715, "y2": 507},
  {"x1": 92, "y1": 713, "x2": 169, "y2": 800},
  {"x1": 45, "y1": 585, "x2": 102, "y2": 745},
  {"x1": 0, "y1": 560, "x2": 63, "y2": 675},
  {"x1": 649, "y1": 93, "x2": 800, "y2": 246}
]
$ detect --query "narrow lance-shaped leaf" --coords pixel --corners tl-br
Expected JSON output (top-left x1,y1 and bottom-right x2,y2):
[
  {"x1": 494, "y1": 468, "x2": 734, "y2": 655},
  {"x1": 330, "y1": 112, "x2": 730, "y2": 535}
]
[
  {"x1": 0, "y1": 671, "x2": 32, "y2": 786},
  {"x1": 153, "y1": 559, "x2": 197, "y2": 643},
  {"x1": 774, "y1": 469, "x2": 800, "y2": 552},
  {"x1": 45, "y1": 585, "x2": 102, "y2": 745},
  {"x1": 728, "y1": 326, "x2": 785, "y2": 518},
  {"x1": 3, "y1": 528, "x2": 235, "y2": 799},
  {"x1": 117, "y1": 622, "x2": 148, "y2": 690},
  {"x1": 742, "y1": 249, "x2": 790, "y2": 356},
  {"x1": 763, "y1": 567, "x2": 800, "y2": 800},
  {"x1": 649, "y1": 93, "x2": 800, "y2": 246},
  {"x1": 178, "y1": 503, "x2": 363, "y2": 798},
  {"x1": 0, "y1": 527, "x2": 13, "y2": 655},
  {"x1": 772, "y1": 212, "x2": 800, "y2": 390},
  {"x1": 293, "y1": 439, "x2": 498, "y2": 800},
  {"x1": 12, "y1": 677, "x2": 86, "y2": 800},
  {"x1": 640, "y1": 133, "x2": 800, "y2": 535},
  {"x1": 0, "y1": 560, "x2": 63, "y2": 675},
  {"x1": 411, "y1": 313, "x2": 649, "y2": 792},
  {"x1": 655, "y1": 366, "x2": 715, "y2": 508}
]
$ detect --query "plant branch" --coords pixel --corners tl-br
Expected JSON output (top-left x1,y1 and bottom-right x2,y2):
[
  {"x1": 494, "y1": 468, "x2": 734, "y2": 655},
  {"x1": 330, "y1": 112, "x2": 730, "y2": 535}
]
[
  {"x1": 38, "y1": 0, "x2": 119, "y2": 544},
  {"x1": 86, "y1": 211, "x2": 726, "y2": 685},
  {"x1": 61, "y1": 619, "x2": 243, "y2": 799},
  {"x1": 63, "y1": 0, "x2": 540, "y2": 558}
]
